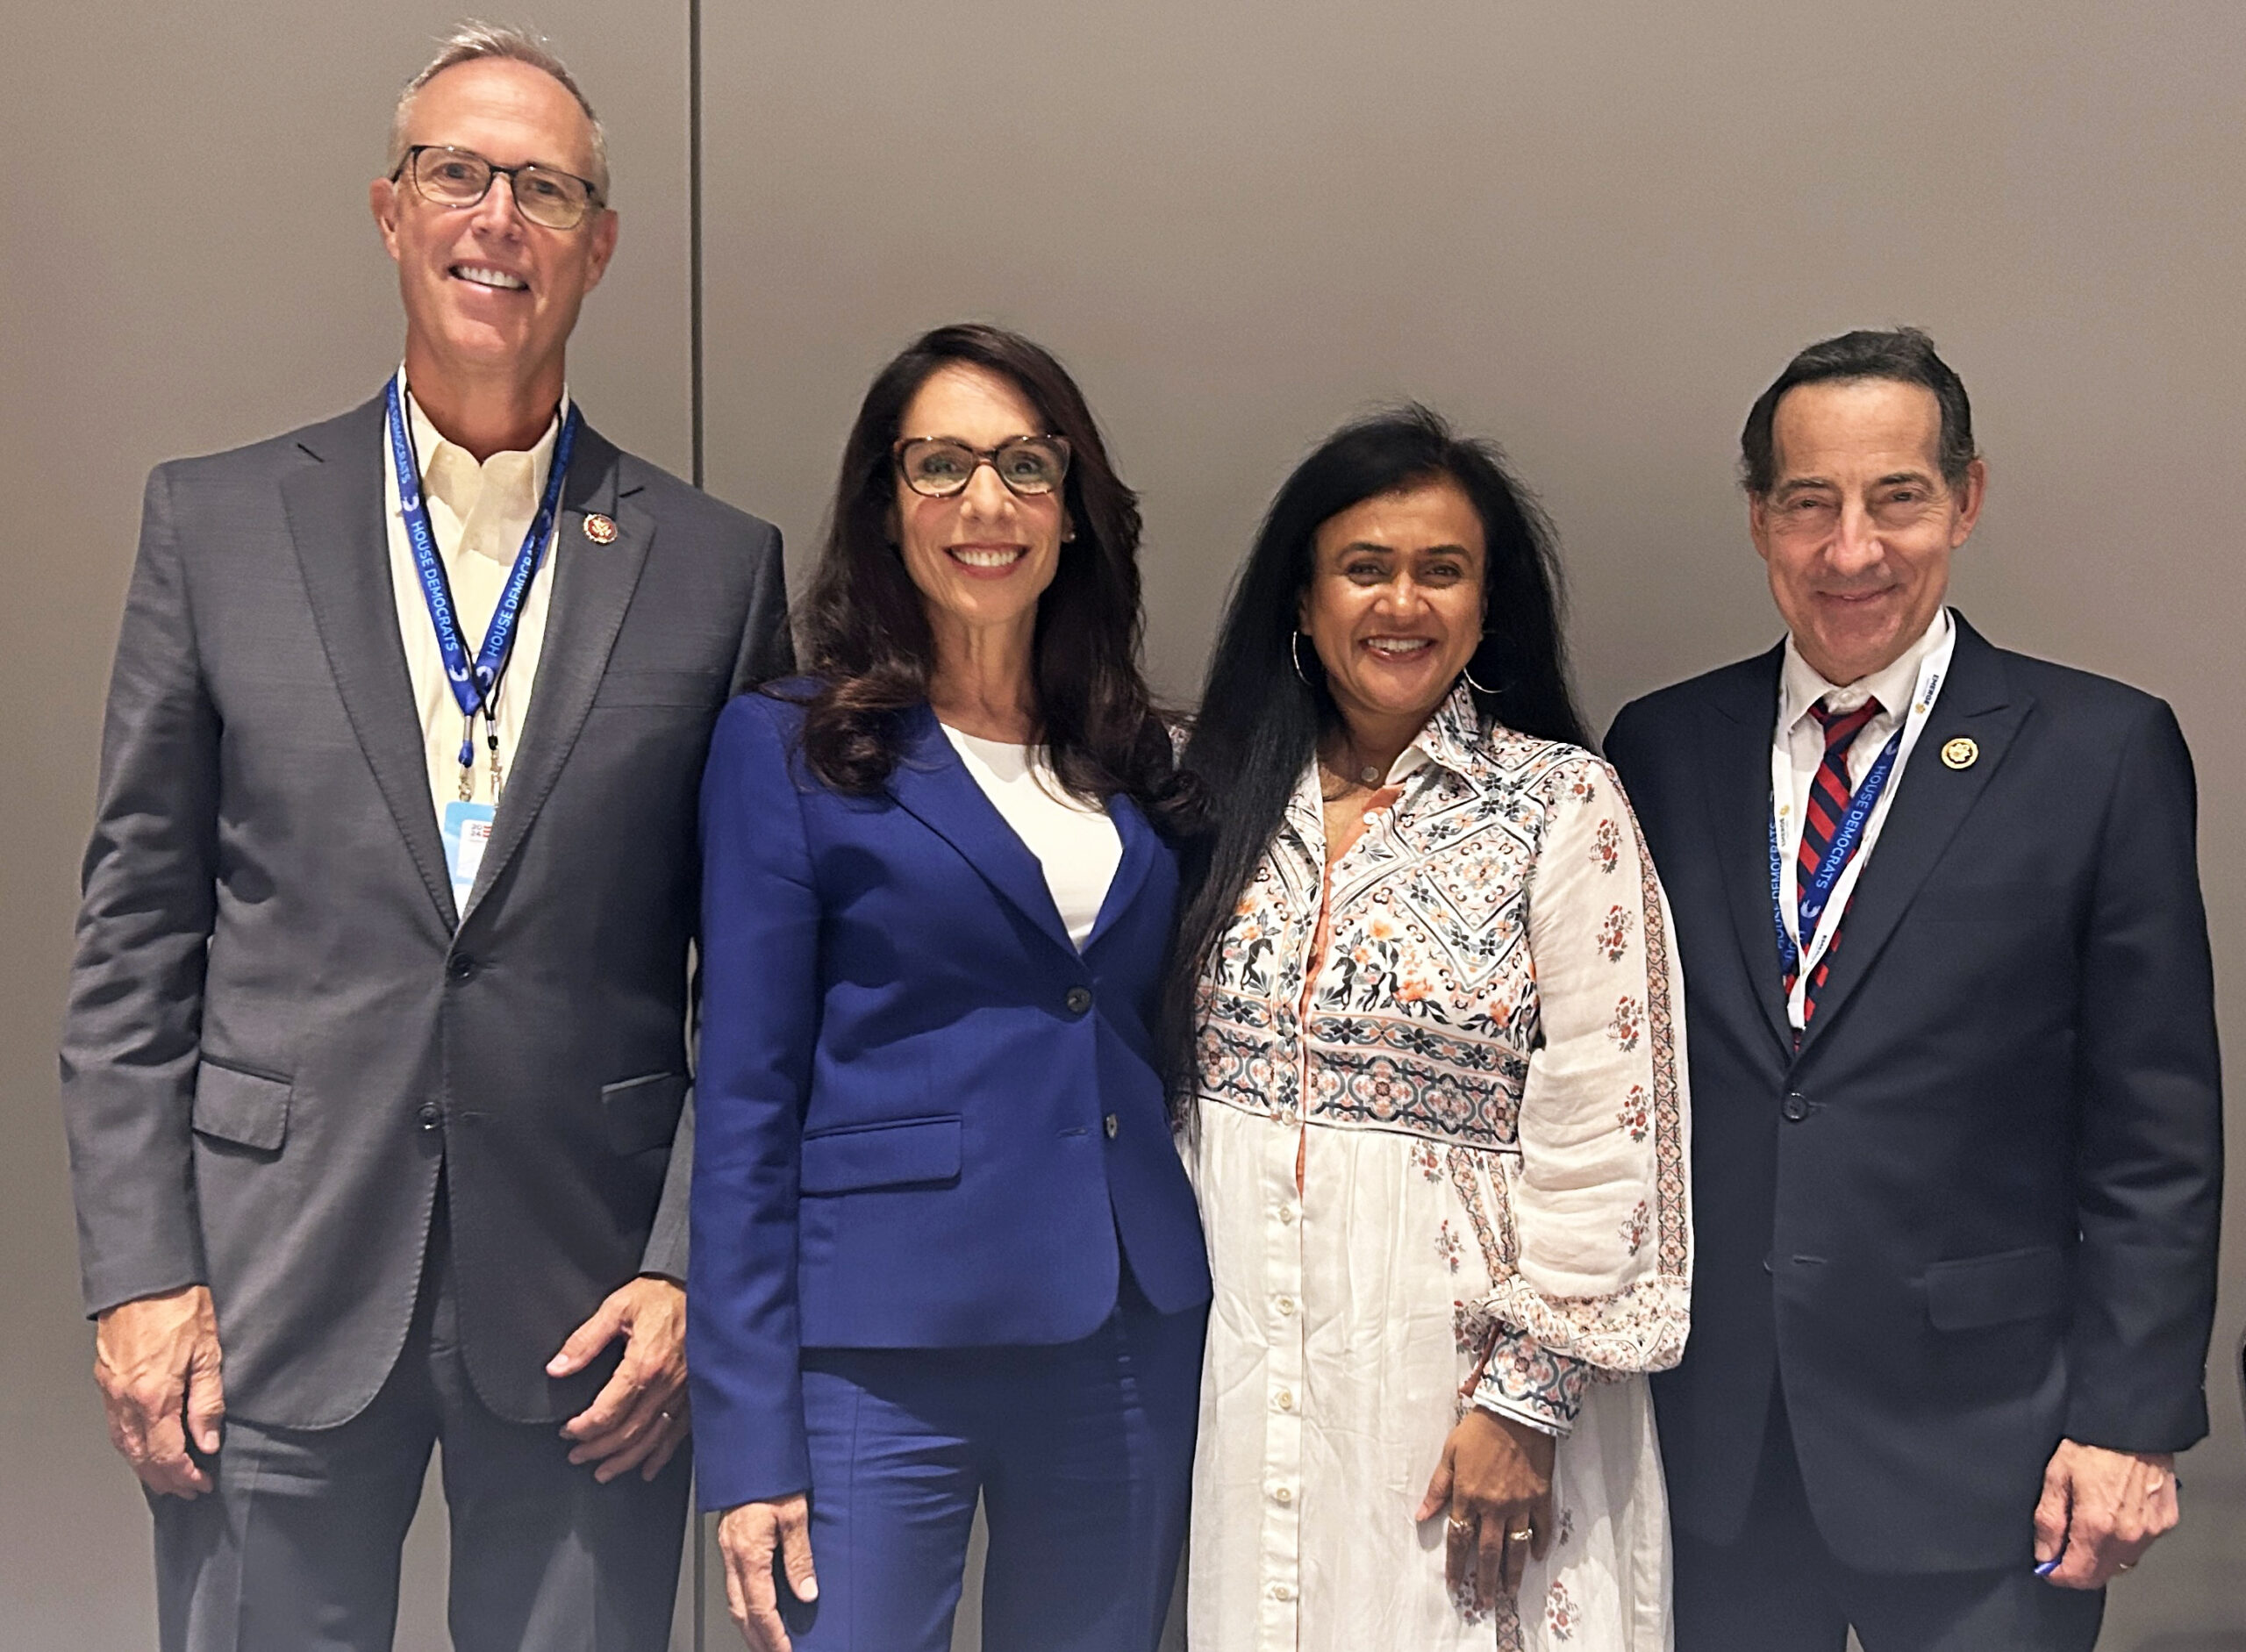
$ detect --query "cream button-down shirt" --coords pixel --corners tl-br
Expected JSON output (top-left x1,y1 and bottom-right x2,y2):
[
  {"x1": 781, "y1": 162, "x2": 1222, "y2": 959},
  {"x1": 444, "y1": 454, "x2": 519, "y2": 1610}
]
[{"x1": 382, "y1": 371, "x2": 568, "y2": 817}]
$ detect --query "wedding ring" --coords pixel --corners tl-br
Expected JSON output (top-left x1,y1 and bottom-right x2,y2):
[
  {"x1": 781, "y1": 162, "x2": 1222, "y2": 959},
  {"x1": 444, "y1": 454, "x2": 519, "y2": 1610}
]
[
  {"x1": 1508, "y1": 1527, "x2": 1534, "y2": 1543},
  {"x1": 1447, "y1": 1515, "x2": 1472, "y2": 1533}
]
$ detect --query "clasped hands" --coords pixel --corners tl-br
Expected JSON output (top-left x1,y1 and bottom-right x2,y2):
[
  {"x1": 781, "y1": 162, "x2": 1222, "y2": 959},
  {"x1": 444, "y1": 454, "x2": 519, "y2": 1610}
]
[{"x1": 94, "y1": 1274, "x2": 690, "y2": 1498}]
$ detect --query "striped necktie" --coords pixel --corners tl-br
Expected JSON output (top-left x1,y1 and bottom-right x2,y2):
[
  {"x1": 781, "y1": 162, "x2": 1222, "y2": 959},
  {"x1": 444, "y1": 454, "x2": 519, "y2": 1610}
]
[{"x1": 1787, "y1": 697, "x2": 1884, "y2": 1026}]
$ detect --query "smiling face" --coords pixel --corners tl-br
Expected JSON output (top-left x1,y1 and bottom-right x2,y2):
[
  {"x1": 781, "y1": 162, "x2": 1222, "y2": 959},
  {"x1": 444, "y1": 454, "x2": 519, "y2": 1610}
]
[
  {"x1": 892, "y1": 362, "x2": 1069, "y2": 651},
  {"x1": 369, "y1": 57, "x2": 617, "y2": 399},
  {"x1": 1750, "y1": 377, "x2": 1985, "y2": 684},
  {"x1": 1298, "y1": 478, "x2": 1487, "y2": 752}
]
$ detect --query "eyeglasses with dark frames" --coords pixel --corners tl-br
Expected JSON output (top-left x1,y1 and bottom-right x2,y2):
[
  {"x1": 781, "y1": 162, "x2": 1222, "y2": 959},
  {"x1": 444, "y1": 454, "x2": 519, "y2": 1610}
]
[
  {"x1": 390, "y1": 145, "x2": 605, "y2": 231},
  {"x1": 892, "y1": 435, "x2": 1072, "y2": 499}
]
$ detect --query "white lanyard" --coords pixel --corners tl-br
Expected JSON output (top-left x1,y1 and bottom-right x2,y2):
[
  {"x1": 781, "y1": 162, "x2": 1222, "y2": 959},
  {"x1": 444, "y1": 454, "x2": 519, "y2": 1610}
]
[{"x1": 1769, "y1": 623, "x2": 1954, "y2": 1029}]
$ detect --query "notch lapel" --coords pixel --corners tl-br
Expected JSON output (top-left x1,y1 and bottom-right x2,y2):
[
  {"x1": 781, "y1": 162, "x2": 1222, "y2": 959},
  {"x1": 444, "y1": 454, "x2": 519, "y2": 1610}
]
[
  {"x1": 885, "y1": 708, "x2": 1080, "y2": 959},
  {"x1": 462, "y1": 425, "x2": 651, "y2": 924},
  {"x1": 1699, "y1": 647, "x2": 1794, "y2": 1055},
  {"x1": 1793, "y1": 619, "x2": 2029, "y2": 1058},
  {"x1": 283, "y1": 396, "x2": 456, "y2": 929}
]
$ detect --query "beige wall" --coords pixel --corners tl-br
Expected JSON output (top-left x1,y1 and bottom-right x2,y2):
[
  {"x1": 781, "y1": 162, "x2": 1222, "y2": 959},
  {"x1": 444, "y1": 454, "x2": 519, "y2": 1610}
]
[{"x1": 4, "y1": 3, "x2": 2240, "y2": 1648}]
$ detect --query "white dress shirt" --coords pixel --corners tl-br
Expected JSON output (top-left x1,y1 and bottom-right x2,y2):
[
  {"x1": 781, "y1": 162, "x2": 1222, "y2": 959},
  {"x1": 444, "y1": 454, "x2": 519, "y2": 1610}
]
[
  {"x1": 941, "y1": 726, "x2": 1122, "y2": 949},
  {"x1": 1772, "y1": 605, "x2": 1956, "y2": 1025},
  {"x1": 382, "y1": 369, "x2": 568, "y2": 818}
]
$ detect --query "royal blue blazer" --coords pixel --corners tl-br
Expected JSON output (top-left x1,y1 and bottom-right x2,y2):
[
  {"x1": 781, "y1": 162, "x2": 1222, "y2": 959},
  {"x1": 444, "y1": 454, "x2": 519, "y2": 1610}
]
[{"x1": 687, "y1": 687, "x2": 1212, "y2": 1510}]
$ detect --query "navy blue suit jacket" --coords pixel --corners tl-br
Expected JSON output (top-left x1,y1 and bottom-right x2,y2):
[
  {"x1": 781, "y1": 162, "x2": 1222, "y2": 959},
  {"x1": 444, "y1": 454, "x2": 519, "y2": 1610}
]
[
  {"x1": 1605, "y1": 616, "x2": 2222, "y2": 1572},
  {"x1": 687, "y1": 687, "x2": 1211, "y2": 1510}
]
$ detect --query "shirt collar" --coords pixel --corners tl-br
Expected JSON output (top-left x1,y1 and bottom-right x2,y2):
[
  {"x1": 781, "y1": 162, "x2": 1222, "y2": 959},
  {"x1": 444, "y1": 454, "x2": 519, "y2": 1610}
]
[
  {"x1": 1779, "y1": 606, "x2": 1951, "y2": 732},
  {"x1": 397, "y1": 368, "x2": 569, "y2": 563}
]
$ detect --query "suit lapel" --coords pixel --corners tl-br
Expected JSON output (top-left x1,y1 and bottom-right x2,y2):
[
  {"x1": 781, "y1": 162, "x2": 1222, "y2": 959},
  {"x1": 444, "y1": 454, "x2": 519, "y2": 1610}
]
[
  {"x1": 1698, "y1": 646, "x2": 1794, "y2": 1054},
  {"x1": 283, "y1": 395, "x2": 457, "y2": 928},
  {"x1": 885, "y1": 707, "x2": 1080, "y2": 959},
  {"x1": 1083, "y1": 792, "x2": 1157, "y2": 953},
  {"x1": 462, "y1": 424, "x2": 650, "y2": 923},
  {"x1": 1794, "y1": 617, "x2": 2030, "y2": 1057}
]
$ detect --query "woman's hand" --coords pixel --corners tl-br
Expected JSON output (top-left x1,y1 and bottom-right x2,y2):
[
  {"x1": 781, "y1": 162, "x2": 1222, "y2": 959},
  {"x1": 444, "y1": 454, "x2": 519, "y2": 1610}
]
[
  {"x1": 1414, "y1": 1408, "x2": 1556, "y2": 1612},
  {"x1": 717, "y1": 1495, "x2": 817, "y2": 1652}
]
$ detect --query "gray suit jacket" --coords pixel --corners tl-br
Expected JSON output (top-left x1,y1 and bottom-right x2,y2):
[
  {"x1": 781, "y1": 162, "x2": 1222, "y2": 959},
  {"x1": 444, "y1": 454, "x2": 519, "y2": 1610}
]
[{"x1": 61, "y1": 392, "x2": 792, "y2": 1429}]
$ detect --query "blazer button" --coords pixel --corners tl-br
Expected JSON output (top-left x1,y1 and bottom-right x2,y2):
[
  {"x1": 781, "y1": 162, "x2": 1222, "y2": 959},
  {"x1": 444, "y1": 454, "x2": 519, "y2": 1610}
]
[
  {"x1": 1065, "y1": 985, "x2": 1093, "y2": 1015},
  {"x1": 1104, "y1": 1112, "x2": 1119, "y2": 1139},
  {"x1": 416, "y1": 1104, "x2": 442, "y2": 1131},
  {"x1": 447, "y1": 955, "x2": 476, "y2": 982},
  {"x1": 1782, "y1": 1092, "x2": 1810, "y2": 1123}
]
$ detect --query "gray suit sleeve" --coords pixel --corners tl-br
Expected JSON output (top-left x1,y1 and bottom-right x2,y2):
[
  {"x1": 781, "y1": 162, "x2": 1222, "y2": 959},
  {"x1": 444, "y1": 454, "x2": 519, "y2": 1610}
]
[
  {"x1": 60, "y1": 465, "x2": 221, "y2": 1315},
  {"x1": 642, "y1": 516, "x2": 790, "y2": 1278},
  {"x1": 728, "y1": 520, "x2": 793, "y2": 695}
]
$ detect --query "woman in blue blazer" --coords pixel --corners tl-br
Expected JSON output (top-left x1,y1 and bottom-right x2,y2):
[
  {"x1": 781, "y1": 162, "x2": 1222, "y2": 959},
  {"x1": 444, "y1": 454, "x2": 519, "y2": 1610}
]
[{"x1": 690, "y1": 325, "x2": 1211, "y2": 1652}]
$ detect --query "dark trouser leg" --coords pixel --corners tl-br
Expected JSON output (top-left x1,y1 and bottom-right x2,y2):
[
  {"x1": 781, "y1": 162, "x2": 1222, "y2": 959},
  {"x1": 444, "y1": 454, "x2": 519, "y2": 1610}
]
[
  {"x1": 1839, "y1": 1549, "x2": 2103, "y2": 1652},
  {"x1": 426, "y1": 1228, "x2": 691, "y2": 1652},
  {"x1": 787, "y1": 1348, "x2": 985, "y2": 1652},
  {"x1": 1671, "y1": 1388, "x2": 1851, "y2": 1652},
  {"x1": 149, "y1": 1288, "x2": 441, "y2": 1651},
  {"x1": 976, "y1": 1275, "x2": 1207, "y2": 1652}
]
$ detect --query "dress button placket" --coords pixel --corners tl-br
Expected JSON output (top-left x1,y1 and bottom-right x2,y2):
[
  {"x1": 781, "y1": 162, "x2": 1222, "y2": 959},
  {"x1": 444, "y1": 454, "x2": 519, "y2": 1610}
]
[{"x1": 1257, "y1": 1110, "x2": 1305, "y2": 1648}]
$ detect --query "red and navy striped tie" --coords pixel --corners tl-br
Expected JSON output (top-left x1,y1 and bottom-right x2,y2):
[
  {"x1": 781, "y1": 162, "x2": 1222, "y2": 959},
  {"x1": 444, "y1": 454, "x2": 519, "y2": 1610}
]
[{"x1": 1787, "y1": 697, "x2": 1884, "y2": 1028}]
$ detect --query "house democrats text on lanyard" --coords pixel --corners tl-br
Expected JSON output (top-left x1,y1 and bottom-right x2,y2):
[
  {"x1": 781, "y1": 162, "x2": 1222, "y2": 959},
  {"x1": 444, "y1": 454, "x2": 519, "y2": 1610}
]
[
  {"x1": 385, "y1": 375, "x2": 580, "y2": 913},
  {"x1": 1767, "y1": 636, "x2": 1950, "y2": 1031}
]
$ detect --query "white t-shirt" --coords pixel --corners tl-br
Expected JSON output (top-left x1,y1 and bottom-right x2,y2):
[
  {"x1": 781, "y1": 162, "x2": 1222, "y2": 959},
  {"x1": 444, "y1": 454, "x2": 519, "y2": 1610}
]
[{"x1": 941, "y1": 726, "x2": 1123, "y2": 950}]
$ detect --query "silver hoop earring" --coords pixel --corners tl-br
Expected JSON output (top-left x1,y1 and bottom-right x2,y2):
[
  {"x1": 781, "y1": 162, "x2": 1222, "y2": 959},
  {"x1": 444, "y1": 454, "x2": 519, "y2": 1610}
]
[
  {"x1": 1291, "y1": 630, "x2": 1314, "y2": 687},
  {"x1": 1463, "y1": 635, "x2": 1502, "y2": 696}
]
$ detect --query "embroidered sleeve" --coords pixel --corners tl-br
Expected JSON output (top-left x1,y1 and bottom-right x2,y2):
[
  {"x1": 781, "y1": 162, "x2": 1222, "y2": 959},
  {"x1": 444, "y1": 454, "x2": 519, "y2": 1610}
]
[
  {"x1": 1478, "y1": 755, "x2": 1693, "y2": 1375},
  {"x1": 1471, "y1": 1325, "x2": 1592, "y2": 1434}
]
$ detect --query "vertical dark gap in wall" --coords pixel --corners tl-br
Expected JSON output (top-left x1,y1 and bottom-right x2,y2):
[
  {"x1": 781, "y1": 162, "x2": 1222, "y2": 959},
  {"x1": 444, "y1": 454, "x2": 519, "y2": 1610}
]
[{"x1": 689, "y1": 0, "x2": 706, "y2": 494}]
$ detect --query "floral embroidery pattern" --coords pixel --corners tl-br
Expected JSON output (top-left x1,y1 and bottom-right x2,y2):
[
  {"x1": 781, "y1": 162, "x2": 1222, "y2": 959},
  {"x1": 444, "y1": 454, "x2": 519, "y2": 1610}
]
[
  {"x1": 1597, "y1": 904, "x2": 1631, "y2": 962},
  {"x1": 1436, "y1": 1219, "x2": 1463, "y2": 1274},
  {"x1": 1618, "y1": 1084, "x2": 1649, "y2": 1143},
  {"x1": 1556, "y1": 1505, "x2": 1576, "y2": 1548},
  {"x1": 1620, "y1": 1199, "x2": 1649, "y2": 1255},
  {"x1": 1547, "y1": 1578, "x2": 1578, "y2": 1641},
  {"x1": 1413, "y1": 1140, "x2": 1444, "y2": 1182},
  {"x1": 1607, "y1": 996, "x2": 1643, "y2": 1052},
  {"x1": 1592, "y1": 817, "x2": 1621, "y2": 874},
  {"x1": 1476, "y1": 1325, "x2": 1592, "y2": 1429}
]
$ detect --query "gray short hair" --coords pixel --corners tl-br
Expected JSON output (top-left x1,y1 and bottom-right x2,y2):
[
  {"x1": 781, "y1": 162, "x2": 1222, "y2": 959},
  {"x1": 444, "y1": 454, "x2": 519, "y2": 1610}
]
[{"x1": 388, "y1": 21, "x2": 609, "y2": 200}]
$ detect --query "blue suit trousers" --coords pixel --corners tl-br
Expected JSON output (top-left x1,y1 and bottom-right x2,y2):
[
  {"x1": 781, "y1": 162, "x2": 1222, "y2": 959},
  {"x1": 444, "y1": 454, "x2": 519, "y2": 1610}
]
[{"x1": 780, "y1": 1276, "x2": 1205, "y2": 1652}]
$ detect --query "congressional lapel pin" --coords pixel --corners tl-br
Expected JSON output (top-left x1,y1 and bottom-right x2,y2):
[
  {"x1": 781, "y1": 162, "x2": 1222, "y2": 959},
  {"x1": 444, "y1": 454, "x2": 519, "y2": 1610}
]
[
  {"x1": 1940, "y1": 737, "x2": 1979, "y2": 770},
  {"x1": 582, "y1": 512, "x2": 618, "y2": 545}
]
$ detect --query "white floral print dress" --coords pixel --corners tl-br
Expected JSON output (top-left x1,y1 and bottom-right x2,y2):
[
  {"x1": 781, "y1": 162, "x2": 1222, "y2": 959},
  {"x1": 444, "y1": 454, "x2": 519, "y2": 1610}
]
[{"x1": 1185, "y1": 686, "x2": 1692, "y2": 1652}]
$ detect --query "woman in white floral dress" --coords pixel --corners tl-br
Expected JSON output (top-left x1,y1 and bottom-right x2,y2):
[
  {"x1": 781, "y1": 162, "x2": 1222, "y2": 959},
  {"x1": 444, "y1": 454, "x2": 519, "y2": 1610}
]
[{"x1": 1169, "y1": 408, "x2": 1691, "y2": 1651}]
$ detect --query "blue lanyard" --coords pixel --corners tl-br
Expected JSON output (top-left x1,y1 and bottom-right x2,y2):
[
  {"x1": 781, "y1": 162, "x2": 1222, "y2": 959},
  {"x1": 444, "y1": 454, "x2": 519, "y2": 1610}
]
[
  {"x1": 1768, "y1": 723, "x2": 1905, "y2": 976},
  {"x1": 384, "y1": 377, "x2": 580, "y2": 772}
]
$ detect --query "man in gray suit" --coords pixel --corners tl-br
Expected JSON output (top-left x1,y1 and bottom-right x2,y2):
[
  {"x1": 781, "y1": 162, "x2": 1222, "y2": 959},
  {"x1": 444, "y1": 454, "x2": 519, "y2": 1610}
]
[{"x1": 60, "y1": 25, "x2": 790, "y2": 1649}]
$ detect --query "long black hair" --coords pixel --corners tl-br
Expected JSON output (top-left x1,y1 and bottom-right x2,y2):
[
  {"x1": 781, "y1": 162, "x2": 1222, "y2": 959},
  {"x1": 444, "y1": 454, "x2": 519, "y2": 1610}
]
[
  {"x1": 788, "y1": 323, "x2": 1190, "y2": 826},
  {"x1": 1164, "y1": 404, "x2": 1588, "y2": 1093}
]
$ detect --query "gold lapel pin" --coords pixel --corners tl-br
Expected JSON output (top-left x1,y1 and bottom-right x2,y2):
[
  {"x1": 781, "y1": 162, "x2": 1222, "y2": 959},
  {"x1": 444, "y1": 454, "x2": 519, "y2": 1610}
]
[
  {"x1": 1940, "y1": 737, "x2": 1979, "y2": 770},
  {"x1": 583, "y1": 512, "x2": 618, "y2": 544}
]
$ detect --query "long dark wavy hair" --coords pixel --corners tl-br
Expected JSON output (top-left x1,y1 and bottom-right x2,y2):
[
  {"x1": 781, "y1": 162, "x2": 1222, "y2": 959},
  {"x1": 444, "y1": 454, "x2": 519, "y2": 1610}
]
[
  {"x1": 786, "y1": 323, "x2": 1190, "y2": 826},
  {"x1": 1163, "y1": 404, "x2": 1590, "y2": 1098}
]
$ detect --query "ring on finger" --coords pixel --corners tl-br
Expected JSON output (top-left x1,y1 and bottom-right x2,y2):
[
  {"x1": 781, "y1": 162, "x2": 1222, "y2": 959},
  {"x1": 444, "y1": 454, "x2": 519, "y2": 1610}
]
[
  {"x1": 1507, "y1": 1527, "x2": 1534, "y2": 1544},
  {"x1": 1446, "y1": 1515, "x2": 1473, "y2": 1533}
]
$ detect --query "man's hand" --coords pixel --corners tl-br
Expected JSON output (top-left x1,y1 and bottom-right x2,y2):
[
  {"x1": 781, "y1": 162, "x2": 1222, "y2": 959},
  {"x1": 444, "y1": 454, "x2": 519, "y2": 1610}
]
[
  {"x1": 1415, "y1": 1407, "x2": 1556, "y2": 1613},
  {"x1": 718, "y1": 1495, "x2": 817, "y2": 1652},
  {"x1": 548, "y1": 1276, "x2": 689, "y2": 1483},
  {"x1": 95, "y1": 1285, "x2": 224, "y2": 1498},
  {"x1": 2033, "y1": 1439, "x2": 2180, "y2": 1588}
]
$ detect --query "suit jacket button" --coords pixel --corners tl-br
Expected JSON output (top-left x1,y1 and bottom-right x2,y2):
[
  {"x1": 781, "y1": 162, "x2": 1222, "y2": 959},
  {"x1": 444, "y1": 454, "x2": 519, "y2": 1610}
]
[
  {"x1": 1065, "y1": 985, "x2": 1093, "y2": 1015},
  {"x1": 1104, "y1": 1112, "x2": 1119, "y2": 1139},
  {"x1": 416, "y1": 1105, "x2": 442, "y2": 1131},
  {"x1": 1782, "y1": 1092, "x2": 1810, "y2": 1122},
  {"x1": 446, "y1": 955, "x2": 476, "y2": 982}
]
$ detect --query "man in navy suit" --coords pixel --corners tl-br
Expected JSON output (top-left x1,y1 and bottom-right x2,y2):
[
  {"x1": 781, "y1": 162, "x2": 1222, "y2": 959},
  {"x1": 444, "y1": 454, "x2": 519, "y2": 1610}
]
[{"x1": 1604, "y1": 328, "x2": 2222, "y2": 1650}]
